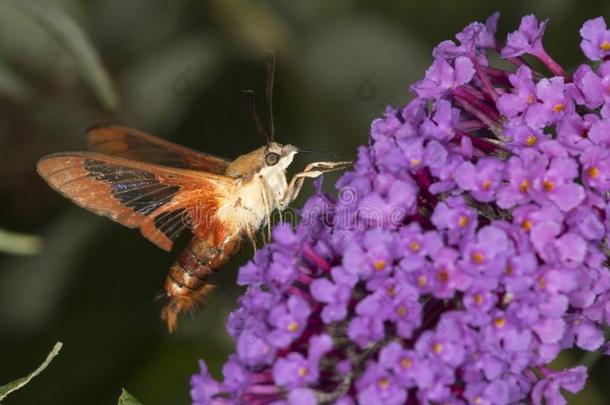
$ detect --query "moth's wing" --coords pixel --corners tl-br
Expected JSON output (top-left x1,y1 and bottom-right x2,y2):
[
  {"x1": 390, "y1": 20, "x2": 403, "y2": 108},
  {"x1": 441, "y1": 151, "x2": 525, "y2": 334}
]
[
  {"x1": 37, "y1": 152, "x2": 234, "y2": 251},
  {"x1": 87, "y1": 125, "x2": 231, "y2": 174}
]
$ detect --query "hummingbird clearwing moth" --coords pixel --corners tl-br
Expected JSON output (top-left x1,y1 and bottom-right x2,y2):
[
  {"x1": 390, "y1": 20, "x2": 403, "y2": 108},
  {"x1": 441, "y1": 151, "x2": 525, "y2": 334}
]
[{"x1": 37, "y1": 53, "x2": 351, "y2": 332}]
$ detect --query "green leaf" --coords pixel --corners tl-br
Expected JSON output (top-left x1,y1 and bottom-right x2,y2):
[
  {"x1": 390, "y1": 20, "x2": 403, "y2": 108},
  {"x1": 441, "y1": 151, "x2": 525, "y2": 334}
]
[
  {"x1": 118, "y1": 388, "x2": 143, "y2": 405},
  {"x1": 0, "y1": 228, "x2": 42, "y2": 256},
  {"x1": 0, "y1": 63, "x2": 34, "y2": 102},
  {"x1": 0, "y1": 341, "x2": 62, "y2": 401},
  {"x1": 3, "y1": 0, "x2": 119, "y2": 110}
]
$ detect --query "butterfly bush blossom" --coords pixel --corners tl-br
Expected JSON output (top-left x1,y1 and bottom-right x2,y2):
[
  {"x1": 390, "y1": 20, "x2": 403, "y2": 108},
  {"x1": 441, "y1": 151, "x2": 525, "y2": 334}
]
[{"x1": 191, "y1": 13, "x2": 610, "y2": 404}]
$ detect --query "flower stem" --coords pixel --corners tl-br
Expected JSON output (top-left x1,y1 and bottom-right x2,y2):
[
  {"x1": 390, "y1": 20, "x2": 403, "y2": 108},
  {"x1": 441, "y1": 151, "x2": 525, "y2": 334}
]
[
  {"x1": 532, "y1": 47, "x2": 569, "y2": 80},
  {"x1": 471, "y1": 57, "x2": 499, "y2": 102}
]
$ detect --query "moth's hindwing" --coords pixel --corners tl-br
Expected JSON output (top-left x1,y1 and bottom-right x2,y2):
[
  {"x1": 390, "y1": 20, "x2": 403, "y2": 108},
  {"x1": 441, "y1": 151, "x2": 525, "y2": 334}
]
[{"x1": 87, "y1": 125, "x2": 231, "y2": 173}]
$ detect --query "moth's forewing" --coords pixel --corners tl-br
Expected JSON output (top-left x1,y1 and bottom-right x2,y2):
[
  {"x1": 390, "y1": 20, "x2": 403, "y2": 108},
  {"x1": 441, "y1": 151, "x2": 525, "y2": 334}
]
[
  {"x1": 87, "y1": 125, "x2": 231, "y2": 173},
  {"x1": 37, "y1": 152, "x2": 232, "y2": 251}
]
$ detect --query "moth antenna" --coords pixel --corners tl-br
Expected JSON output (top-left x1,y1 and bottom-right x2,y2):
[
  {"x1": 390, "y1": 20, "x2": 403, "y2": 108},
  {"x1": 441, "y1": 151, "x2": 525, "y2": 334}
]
[
  {"x1": 266, "y1": 51, "x2": 276, "y2": 142},
  {"x1": 243, "y1": 89, "x2": 271, "y2": 146}
]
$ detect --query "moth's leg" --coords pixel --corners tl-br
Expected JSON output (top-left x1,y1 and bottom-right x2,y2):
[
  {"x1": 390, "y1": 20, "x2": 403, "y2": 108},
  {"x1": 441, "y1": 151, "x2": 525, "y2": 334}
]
[
  {"x1": 245, "y1": 226, "x2": 257, "y2": 253},
  {"x1": 259, "y1": 175, "x2": 274, "y2": 242},
  {"x1": 281, "y1": 161, "x2": 352, "y2": 207}
]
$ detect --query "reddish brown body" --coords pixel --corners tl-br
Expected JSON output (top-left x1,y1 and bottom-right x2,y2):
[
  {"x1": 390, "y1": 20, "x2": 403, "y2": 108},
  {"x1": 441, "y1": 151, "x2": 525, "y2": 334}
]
[{"x1": 162, "y1": 231, "x2": 242, "y2": 332}]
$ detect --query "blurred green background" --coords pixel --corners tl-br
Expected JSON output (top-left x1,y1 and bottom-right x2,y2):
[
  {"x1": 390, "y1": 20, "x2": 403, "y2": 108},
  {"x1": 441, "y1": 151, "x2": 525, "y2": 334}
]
[{"x1": 1, "y1": 0, "x2": 609, "y2": 404}]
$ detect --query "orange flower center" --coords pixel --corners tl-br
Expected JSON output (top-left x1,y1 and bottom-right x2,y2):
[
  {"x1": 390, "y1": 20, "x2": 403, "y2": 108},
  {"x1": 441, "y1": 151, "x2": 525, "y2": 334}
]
[
  {"x1": 482, "y1": 179, "x2": 492, "y2": 190},
  {"x1": 374, "y1": 259, "x2": 386, "y2": 271},
  {"x1": 601, "y1": 40, "x2": 610, "y2": 51},
  {"x1": 458, "y1": 215, "x2": 469, "y2": 227},
  {"x1": 473, "y1": 293, "x2": 484, "y2": 305},
  {"x1": 287, "y1": 321, "x2": 299, "y2": 332},
  {"x1": 437, "y1": 269, "x2": 449, "y2": 282},
  {"x1": 409, "y1": 241, "x2": 421, "y2": 252},
  {"x1": 396, "y1": 305, "x2": 407, "y2": 317},
  {"x1": 298, "y1": 367, "x2": 308, "y2": 377},
  {"x1": 472, "y1": 252, "x2": 485, "y2": 264},
  {"x1": 401, "y1": 356, "x2": 413, "y2": 369},
  {"x1": 543, "y1": 179, "x2": 555, "y2": 192},
  {"x1": 433, "y1": 342, "x2": 443, "y2": 354},
  {"x1": 538, "y1": 276, "x2": 546, "y2": 289},
  {"x1": 588, "y1": 166, "x2": 599, "y2": 178},
  {"x1": 519, "y1": 179, "x2": 530, "y2": 193},
  {"x1": 417, "y1": 275, "x2": 428, "y2": 287},
  {"x1": 494, "y1": 317, "x2": 506, "y2": 328},
  {"x1": 378, "y1": 377, "x2": 390, "y2": 389},
  {"x1": 521, "y1": 219, "x2": 532, "y2": 232},
  {"x1": 552, "y1": 103, "x2": 566, "y2": 113},
  {"x1": 525, "y1": 134, "x2": 537, "y2": 146}
]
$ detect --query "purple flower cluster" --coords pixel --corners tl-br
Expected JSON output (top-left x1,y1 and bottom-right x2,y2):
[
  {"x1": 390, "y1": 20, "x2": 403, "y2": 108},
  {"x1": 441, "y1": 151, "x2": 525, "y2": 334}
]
[{"x1": 191, "y1": 13, "x2": 610, "y2": 405}]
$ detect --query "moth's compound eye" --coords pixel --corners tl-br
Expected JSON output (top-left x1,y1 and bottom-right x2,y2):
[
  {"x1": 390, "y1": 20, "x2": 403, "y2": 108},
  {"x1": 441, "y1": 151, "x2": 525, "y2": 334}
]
[{"x1": 265, "y1": 152, "x2": 280, "y2": 166}]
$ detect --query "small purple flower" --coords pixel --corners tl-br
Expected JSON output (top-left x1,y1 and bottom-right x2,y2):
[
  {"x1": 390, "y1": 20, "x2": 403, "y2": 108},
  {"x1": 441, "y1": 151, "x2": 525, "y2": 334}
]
[
  {"x1": 526, "y1": 77, "x2": 573, "y2": 129},
  {"x1": 531, "y1": 156, "x2": 585, "y2": 212},
  {"x1": 267, "y1": 295, "x2": 311, "y2": 347},
  {"x1": 433, "y1": 13, "x2": 499, "y2": 63},
  {"x1": 431, "y1": 196, "x2": 478, "y2": 244},
  {"x1": 555, "y1": 113, "x2": 596, "y2": 154},
  {"x1": 588, "y1": 117, "x2": 610, "y2": 147},
  {"x1": 386, "y1": 285, "x2": 422, "y2": 338},
  {"x1": 566, "y1": 206, "x2": 606, "y2": 241},
  {"x1": 579, "y1": 16, "x2": 610, "y2": 61},
  {"x1": 379, "y1": 342, "x2": 431, "y2": 389},
  {"x1": 286, "y1": 388, "x2": 317, "y2": 405},
  {"x1": 454, "y1": 157, "x2": 504, "y2": 202},
  {"x1": 342, "y1": 228, "x2": 397, "y2": 280},
  {"x1": 236, "y1": 321, "x2": 275, "y2": 367},
  {"x1": 531, "y1": 366, "x2": 587, "y2": 405},
  {"x1": 415, "y1": 319, "x2": 466, "y2": 368},
  {"x1": 458, "y1": 12, "x2": 500, "y2": 51},
  {"x1": 463, "y1": 290, "x2": 497, "y2": 326},
  {"x1": 411, "y1": 56, "x2": 475, "y2": 99},
  {"x1": 420, "y1": 99, "x2": 460, "y2": 141},
  {"x1": 496, "y1": 149, "x2": 545, "y2": 209},
  {"x1": 430, "y1": 247, "x2": 472, "y2": 298},
  {"x1": 580, "y1": 147, "x2": 610, "y2": 192},
  {"x1": 272, "y1": 334, "x2": 332, "y2": 389},
  {"x1": 501, "y1": 15, "x2": 547, "y2": 58},
  {"x1": 356, "y1": 175, "x2": 418, "y2": 226},
  {"x1": 497, "y1": 65, "x2": 537, "y2": 118},
  {"x1": 191, "y1": 361, "x2": 227, "y2": 405},
  {"x1": 503, "y1": 121, "x2": 550, "y2": 151},
  {"x1": 398, "y1": 224, "x2": 442, "y2": 272},
  {"x1": 356, "y1": 361, "x2": 408, "y2": 405},
  {"x1": 310, "y1": 268, "x2": 351, "y2": 323},
  {"x1": 562, "y1": 314, "x2": 604, "y2": 351},
  {"x1": 348, "y1": 293, "x2": 386, "y2": 347},
  {"x1": 461, "y1": 225, "x2": 510, "y2": 284},
  {"x1": 465, "y1": 380, "x2": 511, "y2": 405}
]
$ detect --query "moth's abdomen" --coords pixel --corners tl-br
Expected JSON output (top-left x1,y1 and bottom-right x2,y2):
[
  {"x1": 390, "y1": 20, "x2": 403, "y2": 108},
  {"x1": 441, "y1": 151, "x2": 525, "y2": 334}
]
[{"x1": 160, "y1": 232, "x2": 242, "y2": 332}]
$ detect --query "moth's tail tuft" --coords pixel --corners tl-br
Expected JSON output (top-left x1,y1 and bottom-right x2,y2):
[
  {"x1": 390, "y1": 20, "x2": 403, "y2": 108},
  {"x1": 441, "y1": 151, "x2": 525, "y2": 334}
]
[{"x1": 160, "y1": 284, "x2": 215, "y2": 333}]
